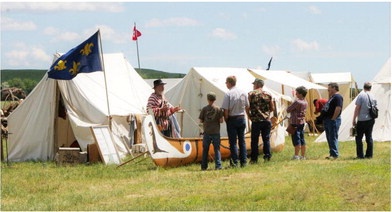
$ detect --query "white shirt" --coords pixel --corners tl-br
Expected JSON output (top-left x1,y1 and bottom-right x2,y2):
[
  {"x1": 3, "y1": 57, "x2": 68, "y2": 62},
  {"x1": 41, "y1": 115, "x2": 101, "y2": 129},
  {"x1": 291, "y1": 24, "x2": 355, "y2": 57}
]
[{"x1": 221, "y1": 86, "x2": 249, "y2": 116}]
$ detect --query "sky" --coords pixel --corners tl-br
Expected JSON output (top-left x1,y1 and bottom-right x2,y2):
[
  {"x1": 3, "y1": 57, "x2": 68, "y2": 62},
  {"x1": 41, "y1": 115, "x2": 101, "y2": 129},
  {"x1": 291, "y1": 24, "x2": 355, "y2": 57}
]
[{"x1": 1, "y1": 1, "x2": 390, "y2": 86}]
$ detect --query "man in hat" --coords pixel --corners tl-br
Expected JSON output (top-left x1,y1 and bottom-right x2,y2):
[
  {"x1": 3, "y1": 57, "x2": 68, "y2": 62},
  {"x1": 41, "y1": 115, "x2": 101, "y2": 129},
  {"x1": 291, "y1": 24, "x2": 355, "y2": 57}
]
[
  {"x1": 147, "y1": 79, "x2": 181, "y2": 137},
  {"x1": 247, "y1": 78, "x2": 276, "y2": 163}
]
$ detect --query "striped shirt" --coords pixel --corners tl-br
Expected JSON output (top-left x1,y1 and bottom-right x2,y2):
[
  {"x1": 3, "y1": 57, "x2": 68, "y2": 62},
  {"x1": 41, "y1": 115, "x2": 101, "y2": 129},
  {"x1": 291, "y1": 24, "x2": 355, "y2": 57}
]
[
  {"x1": 146, "y1": 93, "x2": 175, "y2": 130},
  {"x1": 287, "y1": 99, "x2": 308, "y2": 125}
]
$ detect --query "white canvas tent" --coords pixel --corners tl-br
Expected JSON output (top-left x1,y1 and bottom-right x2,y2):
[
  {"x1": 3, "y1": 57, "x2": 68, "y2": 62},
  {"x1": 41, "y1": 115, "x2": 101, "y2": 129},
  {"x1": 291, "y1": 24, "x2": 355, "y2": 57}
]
[
  {"x1": 7, "y1": 53, "x2": 152, "y2": 162},
  {"x1": 165, "y1": 67, "x2": 292, "y2": 149},
  {"x1": 315, "y1": 59, "x2": 391, "y2": 142}
]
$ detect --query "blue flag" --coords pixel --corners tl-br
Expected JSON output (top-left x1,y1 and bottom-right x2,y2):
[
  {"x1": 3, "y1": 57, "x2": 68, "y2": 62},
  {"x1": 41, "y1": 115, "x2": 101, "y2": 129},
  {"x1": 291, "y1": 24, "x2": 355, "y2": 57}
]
[{"x1": 48, "y1": 30, "x2": 103, "y2": 80}]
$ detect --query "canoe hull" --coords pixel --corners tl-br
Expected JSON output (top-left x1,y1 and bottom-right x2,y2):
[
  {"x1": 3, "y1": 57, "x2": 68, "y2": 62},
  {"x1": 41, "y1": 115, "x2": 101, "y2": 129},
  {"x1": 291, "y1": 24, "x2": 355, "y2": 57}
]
[{"x1": 142, "y1": 115, "x2": 284, "y2": 167}]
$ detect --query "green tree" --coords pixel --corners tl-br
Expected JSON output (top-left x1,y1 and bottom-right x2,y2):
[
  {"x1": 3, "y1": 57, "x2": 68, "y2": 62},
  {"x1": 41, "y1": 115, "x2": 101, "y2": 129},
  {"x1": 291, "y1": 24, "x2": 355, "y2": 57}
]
[{"x1": 6, "y1": 78, "x2": 38, "y2": 95}]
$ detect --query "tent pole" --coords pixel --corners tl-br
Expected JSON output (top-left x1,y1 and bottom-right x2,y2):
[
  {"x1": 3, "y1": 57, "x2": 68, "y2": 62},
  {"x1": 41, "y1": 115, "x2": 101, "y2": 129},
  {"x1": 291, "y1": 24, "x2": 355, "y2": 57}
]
[
  {"x1": 98, "y1": 30, "x2": 112, "y2": 130},
  {"x1": 53, "y1": 81, "x2": 59, "y2": 159},
  {"x1": 180, "y1": 104, "x2": 184, "y2": 137}
]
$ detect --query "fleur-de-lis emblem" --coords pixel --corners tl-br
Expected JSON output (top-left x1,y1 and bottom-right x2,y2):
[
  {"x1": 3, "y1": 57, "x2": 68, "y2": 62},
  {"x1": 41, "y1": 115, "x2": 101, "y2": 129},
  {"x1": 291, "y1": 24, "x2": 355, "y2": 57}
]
[
  {"x1": 80, "y1": 43, "x2": 94, "y2": 56},
  {"x1": 69, "y1": 61, "x2": 81, "y2": 76},
  {"x1": 54, "y1": 60, "x2": 67, "y2": 70}
]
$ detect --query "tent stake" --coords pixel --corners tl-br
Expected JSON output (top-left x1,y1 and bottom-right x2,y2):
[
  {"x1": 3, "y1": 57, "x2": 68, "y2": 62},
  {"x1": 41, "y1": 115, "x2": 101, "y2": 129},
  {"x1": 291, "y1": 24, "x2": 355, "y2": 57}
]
[{"x1": 116, "y1": 151, "x2": 148, "y2": 168}]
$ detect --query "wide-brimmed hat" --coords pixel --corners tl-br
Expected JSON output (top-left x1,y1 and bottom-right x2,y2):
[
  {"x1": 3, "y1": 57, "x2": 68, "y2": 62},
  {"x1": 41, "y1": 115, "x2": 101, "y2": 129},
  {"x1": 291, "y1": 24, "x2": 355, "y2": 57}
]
[{"x1": 153, "y1": 79, "x2": 167, "y2": 88}]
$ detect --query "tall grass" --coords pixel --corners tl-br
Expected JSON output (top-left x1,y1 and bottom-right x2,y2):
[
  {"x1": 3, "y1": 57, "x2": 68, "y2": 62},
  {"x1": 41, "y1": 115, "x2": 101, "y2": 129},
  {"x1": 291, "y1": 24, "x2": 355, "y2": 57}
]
[{"x1": 1, "y1": 136, "x2": 390, "y2": 211}]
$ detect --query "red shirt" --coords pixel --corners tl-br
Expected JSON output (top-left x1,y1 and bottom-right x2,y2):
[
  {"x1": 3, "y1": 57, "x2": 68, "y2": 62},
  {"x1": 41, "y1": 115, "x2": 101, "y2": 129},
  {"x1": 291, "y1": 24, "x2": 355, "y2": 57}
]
[{"x1": 314, "y1": 99, "x2": 328, "y2": 113}]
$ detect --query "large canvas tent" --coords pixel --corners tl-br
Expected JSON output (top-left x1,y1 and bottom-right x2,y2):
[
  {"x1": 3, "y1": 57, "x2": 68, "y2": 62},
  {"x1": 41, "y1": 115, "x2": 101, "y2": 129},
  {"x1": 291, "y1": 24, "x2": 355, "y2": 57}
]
[
  {"x1": 165, "y1": 67, "x2": 292, "y2": 149},
  {"x1": 315, "y1": 59, "x2": 391, "y2": 142},
  {"x1": 7, "y1": 53, "x2": 152, "y2": 162}
]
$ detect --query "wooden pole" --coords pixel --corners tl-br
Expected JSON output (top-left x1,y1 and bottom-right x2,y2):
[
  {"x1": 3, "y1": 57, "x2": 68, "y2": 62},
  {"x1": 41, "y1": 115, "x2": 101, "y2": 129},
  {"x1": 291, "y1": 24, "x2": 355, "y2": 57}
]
[
  {"x1": 135, "y1": 23, "x2": 141, "y2": 70},
  {"x1": 98, "y1": 30, "x2": 112, "y2": 130}
]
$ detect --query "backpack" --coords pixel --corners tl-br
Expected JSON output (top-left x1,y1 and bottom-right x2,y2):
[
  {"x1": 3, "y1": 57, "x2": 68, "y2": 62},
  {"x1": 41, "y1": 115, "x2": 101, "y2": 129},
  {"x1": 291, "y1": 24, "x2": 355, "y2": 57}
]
[{"x1": 367, "y1": 94, "x2": 378, "y2": 119}]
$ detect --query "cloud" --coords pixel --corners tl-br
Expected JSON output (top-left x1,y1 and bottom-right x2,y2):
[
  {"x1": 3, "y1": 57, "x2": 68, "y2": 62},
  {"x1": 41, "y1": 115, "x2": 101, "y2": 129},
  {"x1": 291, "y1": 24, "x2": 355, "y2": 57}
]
[
  {"x1": 43, "y1": 27, "x2": 82, "y2": 42},
  {"x1": 90, "y1": 25, "x2": 128, "y2": 44},
  {"x1": 43, "y1": 25, "x2": 128, "y2": 44},
  {"x1": 32, "y1": 47, "x2": 51, "y2": 61},
  {"x1": 262, "y1": 45, "x2": 281, "y2": 55},
  {"x1": 145, "y1": 17, "x2": 202, "y2": 28},
  {"x1": 1, "y1": 17, "x2": 37, "y2": 31},
  {"x1": 5, "y1": 43, "x2": 51, "y2": 67},
  {"x1": 292, "y1": 39, "x2": 319, "y2": 51},
  {"x1": 1, "y1": 2, "x2": 124, "y2": 13},
  {"x1": 308, "y1": 5, "x2": 322, "y2": 14},
  {"x1": 211, "y1": 28, "x2": 237, "y2": 40},
  {"x1": 144, "y1": 54, "x2": 211, "y2": 62}
]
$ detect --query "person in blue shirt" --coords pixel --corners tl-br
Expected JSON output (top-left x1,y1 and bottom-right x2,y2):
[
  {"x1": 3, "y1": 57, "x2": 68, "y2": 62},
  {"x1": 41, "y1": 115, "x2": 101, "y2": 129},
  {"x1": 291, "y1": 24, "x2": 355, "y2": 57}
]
[{"x1": 322, "y1": 82, "x2": 343, "y2": 159}]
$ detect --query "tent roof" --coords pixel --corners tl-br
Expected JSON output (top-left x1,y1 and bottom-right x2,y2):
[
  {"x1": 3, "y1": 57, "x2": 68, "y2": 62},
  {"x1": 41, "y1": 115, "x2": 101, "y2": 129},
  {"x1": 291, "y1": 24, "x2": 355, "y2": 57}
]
[
  {"x1": 248, "y1": 69, "x2": 327, "y2": 90},
  {"x1": 371, "y1": 58, "x2": 391, "y2": 84},
  {"x1": 191, "y1": 67, "x2": 292, "y2": 101},
  {"x1": 311, "y1": 72, "x2": 354, "y2": 84}
]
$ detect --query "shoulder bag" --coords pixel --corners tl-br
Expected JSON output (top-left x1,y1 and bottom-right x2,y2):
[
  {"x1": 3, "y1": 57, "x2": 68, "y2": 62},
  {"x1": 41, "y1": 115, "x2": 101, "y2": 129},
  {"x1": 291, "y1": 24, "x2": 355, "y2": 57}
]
[{"x1": 367, "y1": 93, "x2": 378, "y2": 119}]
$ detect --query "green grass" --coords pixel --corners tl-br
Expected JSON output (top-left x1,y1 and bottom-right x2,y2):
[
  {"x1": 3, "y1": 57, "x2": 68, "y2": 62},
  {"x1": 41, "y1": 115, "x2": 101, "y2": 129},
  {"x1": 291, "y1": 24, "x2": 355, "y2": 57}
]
[{"x1": 1, "y1": 136, "x2": 390, "y2": 211}]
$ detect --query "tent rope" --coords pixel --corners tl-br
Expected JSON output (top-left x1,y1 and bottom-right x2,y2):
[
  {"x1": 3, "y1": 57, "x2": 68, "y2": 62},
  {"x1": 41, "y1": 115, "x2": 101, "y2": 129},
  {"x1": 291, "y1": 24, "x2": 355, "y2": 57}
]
[{"x1": 182, "y1": 109, "x2": 204, "y2": 133}]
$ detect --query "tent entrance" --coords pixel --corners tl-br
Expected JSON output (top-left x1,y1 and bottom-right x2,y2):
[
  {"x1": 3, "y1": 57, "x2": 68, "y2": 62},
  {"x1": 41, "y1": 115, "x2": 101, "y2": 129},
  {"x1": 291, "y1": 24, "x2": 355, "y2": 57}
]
[{"x1": 54, "y1": 87, "x2": 77, "y2": 150}]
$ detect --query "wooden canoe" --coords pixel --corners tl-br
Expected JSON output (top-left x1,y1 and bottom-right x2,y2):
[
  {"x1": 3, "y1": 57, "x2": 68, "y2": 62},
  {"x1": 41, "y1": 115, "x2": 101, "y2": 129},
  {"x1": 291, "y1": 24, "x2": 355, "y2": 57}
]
[{"x1": 142, "y1": 115, "x2": 284, "y2": 167}]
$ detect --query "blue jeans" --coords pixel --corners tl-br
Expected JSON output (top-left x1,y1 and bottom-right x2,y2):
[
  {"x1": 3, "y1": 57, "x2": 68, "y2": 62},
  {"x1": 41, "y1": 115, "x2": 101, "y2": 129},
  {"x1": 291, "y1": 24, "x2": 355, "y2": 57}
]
[
  {"x1": 201, "y1": 133, "x2": 222, "y2": 170},
  {"x1": 251, "y1": 121, "x2": 271, "y2": 161},
  {"x1": 355, "y1": 119, "x2": 375, "y2": 158},
  {"x1": 324, "y1": 117, "x2": 341, "y2": 158},
  {"x1": 227, "y1": 116, "x2": 247, "y2": 166},
  {"x1": 291, "y1": 124, "x2": 305, "y2": 146}
]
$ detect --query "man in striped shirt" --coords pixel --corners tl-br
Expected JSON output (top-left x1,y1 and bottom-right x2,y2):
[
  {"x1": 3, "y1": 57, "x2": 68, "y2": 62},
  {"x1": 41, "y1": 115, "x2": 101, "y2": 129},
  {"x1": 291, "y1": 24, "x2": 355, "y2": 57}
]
[{"x1": 147, "y1": 79, "x2": 181, "y2": 137}]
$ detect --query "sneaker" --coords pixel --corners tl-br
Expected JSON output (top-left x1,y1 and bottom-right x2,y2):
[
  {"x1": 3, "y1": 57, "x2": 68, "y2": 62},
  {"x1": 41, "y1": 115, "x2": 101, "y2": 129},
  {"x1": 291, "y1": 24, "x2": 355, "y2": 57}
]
[
  {"x1": 300, "y1": 156, "x2": 306, "y2": 160},
  {"x1": 249, "y1": 160, "x2": 258, "y2": 164},
  {"x1": 292, "y1": 155, "x2": 301, "y2": 160},
  {"x1": 325, "y1": 156, "x2": 338, "y2": 160}
]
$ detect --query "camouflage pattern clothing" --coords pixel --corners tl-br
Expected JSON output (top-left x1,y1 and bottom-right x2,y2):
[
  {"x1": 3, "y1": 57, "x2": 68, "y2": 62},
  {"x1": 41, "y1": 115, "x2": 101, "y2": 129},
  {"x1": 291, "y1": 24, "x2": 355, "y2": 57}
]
[{"x1": 248, "y1": 89, "x2": 272, "y2": 122}]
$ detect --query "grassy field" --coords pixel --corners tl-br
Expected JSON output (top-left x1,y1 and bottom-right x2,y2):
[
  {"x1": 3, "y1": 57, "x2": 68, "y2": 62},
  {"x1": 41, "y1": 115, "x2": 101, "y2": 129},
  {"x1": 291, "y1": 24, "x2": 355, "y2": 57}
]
[{"x1": 1, "y1": 136, "x2": 390, "y2": 211}]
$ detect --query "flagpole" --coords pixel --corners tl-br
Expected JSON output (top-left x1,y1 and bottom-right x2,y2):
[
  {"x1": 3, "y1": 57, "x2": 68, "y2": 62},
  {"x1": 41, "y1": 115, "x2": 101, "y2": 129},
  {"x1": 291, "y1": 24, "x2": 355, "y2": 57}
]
[
  {"x1": 134, "y1": 22, "x2": 141, "y2": 70},
  {"x1": 98, "y1": 30, "x2": 112, "y2": 129}
]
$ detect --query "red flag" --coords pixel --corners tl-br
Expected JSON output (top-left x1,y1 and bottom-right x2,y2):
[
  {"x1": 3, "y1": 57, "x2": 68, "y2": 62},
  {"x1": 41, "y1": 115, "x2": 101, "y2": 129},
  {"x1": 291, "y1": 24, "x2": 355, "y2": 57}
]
[{"x1": 132, "y1": 26, "x2": 142, "y2": 41}]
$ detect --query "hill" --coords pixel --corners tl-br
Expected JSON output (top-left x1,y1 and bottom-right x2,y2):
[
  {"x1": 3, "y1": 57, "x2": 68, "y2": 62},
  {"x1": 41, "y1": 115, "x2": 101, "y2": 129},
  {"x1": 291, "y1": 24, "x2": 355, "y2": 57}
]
[
  {"x1": 135, "y1": 68, "x2": 185, "y2": 79},
  {"x1": 1, "y1": 68, "x2": 184, "y2": 83},
  {"x1": 1, "y1": 69, "x2": 47, "y2": 83}
]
